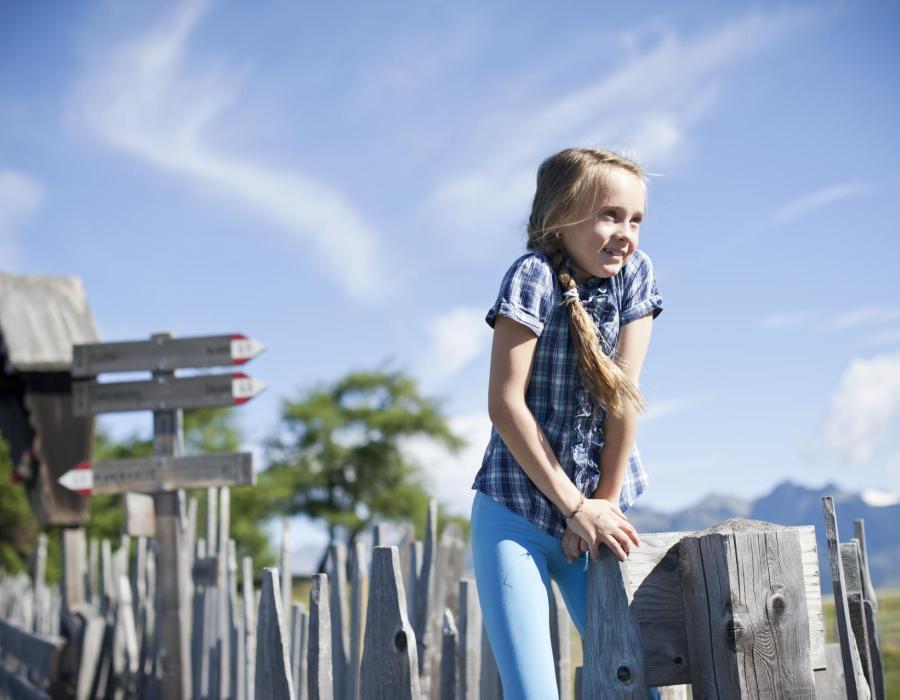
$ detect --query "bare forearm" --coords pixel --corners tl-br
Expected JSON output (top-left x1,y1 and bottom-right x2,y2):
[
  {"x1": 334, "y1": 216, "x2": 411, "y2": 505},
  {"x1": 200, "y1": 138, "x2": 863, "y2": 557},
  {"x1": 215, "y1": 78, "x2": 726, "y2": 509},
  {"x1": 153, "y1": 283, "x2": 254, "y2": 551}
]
[
  {"x1": 490, "y1": 402, "x2": 583, "y2": 517},
  {"x1": 592, "y1": 403, "x2": 639, "y2": 502}
]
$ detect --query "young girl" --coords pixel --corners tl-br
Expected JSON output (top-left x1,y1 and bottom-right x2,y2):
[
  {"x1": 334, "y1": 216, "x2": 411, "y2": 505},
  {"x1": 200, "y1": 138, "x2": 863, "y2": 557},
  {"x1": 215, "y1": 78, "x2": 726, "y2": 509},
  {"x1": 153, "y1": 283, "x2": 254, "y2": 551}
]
[{"x1": 469, "y1": 147, "x2": 664, "y2": 699}]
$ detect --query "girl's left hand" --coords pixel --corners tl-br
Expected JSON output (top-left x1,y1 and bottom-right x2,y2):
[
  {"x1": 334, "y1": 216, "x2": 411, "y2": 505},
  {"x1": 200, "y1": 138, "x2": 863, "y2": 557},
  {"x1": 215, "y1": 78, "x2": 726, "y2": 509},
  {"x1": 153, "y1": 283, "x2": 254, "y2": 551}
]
[{"x1": 562, "y1": 525, "x2": 589, "y2": 563}]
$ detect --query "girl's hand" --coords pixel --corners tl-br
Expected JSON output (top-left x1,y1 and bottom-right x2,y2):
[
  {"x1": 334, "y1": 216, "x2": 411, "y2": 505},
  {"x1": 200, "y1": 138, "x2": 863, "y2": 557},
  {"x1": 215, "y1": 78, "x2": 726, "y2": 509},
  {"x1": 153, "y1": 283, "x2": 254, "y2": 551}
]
[
  {"x1": 566, "y1": 497, "x2": 641, "y2": 562},
  {"x1": 561, "y1": 525, "x2": 584, "y2": 563}
]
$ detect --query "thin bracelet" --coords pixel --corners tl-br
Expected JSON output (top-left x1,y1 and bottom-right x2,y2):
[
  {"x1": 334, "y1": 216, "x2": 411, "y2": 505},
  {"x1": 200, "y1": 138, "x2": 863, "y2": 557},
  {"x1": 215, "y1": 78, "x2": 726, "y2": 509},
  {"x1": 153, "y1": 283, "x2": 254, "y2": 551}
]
[{"x1": 564, "y1": 492, "x2": 585, "y2": 521}]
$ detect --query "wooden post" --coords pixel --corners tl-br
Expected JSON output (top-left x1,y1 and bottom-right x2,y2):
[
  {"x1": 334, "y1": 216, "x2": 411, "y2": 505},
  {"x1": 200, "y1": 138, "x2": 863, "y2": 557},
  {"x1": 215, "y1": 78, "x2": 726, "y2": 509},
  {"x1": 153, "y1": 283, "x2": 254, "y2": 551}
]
[
  {"x1": 308, "y1": 573, "x2": 333, "y2": 700},
  {"x1": 440, "y1": 609, "x2": 458, "y2": 700},
  {"x1": 413, "y1": 500, "x2": 437, "y2": 697},
  {"x1": 348, "y1": 540, "x2": 367, "y2": 700},
  {"x1": 478, "y1": 622, "x2": 501, "y2": 700},
  {"x1": 823, "y1": 497, "x2": 871, "y2": 700},
  {"x1": 218, "y1": 486, "x2": 232, "y2": 698},
  {"x1": 290, "y1": 602, "x2": 309, "y2": 700},
  {"x1": 841, "y1": 540, "x2": 874, "y2": 690},
  {"x1": 152, "y1": 332, "x2": 191, "y2": 699},
  {"x1": 457, "y1": 579, "x2": 481, "y2": 700},
  {"x1": 282, "y1": 518, "x2": 292, "y2": 615},
  {"x1": 255, "y1": 567, "x2": 296, "y2": 700},
  {"x1": 327, "y1": 542, "x2": 349, "y2": 700},
  {"x1": 243, "y1": 556, "x2": 257, "y2": 700},
  {"x1": 549, "y1": 578, "x2": 572, "y2": 700},
  {"x1": 359, "y1": 546, "x2": 420, "y2": 699},
  {"x1": 680, "y1": 518, "x2": 816, "y2": 699}
]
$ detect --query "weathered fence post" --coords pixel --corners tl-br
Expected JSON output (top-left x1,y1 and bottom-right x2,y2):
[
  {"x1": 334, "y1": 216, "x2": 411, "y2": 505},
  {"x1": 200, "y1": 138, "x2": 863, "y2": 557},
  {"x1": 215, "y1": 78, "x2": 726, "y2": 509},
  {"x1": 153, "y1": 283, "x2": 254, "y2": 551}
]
[
  {"x1": 440, "y1": 609, "x2": 458, "y2": 700},
  {"x1": 327, "y1": 542, "x2": 349, "y2": 700},
  {"x1": 308, "y1": 573, "x2": 333, "y2": 700},
  {"x1": 255, "y1": 567, "x2": 295, "y2": 700},
  {"x1": 679, "y1": 518, "x2": 817, "y2": 699},
  {"x1": 457, "y1": 579, "x2": 481, "y2": 700},
  {"x1": 348, "y1": 540, "x2": 367, "y2": 700},
  {"x1": 360, "y1": 546, "x2": 421, "y2": 699},
  {"x1": 548, "y1": 578, "x2": 572, "y2": 700}
]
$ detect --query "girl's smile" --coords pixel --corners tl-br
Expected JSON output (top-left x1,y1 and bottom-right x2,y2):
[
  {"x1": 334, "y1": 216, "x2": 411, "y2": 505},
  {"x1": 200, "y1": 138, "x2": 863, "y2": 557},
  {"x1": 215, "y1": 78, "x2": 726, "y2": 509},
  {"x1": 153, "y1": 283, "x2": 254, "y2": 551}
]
[{"x1": 559, "y1": 167, "x2": 646, "y2": 283}]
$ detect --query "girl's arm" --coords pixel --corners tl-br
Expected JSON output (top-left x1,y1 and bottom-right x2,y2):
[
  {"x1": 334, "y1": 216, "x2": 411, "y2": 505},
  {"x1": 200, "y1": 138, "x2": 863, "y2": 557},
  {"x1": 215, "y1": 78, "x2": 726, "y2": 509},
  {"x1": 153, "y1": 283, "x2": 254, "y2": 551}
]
[
  {"x1": 487, "y1": 315, "x2": 584, "y2": 518},
  {"x1": 592, "y1": 312, "x2": 655, "y2": 502}
]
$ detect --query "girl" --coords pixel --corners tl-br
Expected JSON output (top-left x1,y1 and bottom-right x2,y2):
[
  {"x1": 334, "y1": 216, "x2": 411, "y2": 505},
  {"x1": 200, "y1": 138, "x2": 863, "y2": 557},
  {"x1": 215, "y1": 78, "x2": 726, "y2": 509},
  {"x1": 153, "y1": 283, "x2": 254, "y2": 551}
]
[{"x1": 469, "y1": 147, "x2": 664, "y2": 699}]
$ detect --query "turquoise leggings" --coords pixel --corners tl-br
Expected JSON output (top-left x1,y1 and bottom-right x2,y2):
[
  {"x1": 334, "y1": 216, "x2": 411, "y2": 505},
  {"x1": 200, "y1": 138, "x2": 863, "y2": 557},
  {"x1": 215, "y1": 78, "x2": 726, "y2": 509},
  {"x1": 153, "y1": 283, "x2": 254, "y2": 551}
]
[{"x1": 470, "y1": 490, "x2": 661, "y2": 699}]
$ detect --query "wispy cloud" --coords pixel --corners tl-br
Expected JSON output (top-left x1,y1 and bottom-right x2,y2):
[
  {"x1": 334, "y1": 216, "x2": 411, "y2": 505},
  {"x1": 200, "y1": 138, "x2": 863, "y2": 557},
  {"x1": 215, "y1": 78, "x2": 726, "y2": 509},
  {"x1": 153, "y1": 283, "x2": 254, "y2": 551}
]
[
  {"x1": 643, "y1": 394, "x2": 708, "y2": 421},
  {"x1": 821, "y1": 351, "x2": 900, "y2": 464},
  {"x1": 419, "y1": 306, "x2": 491, "y2": 382},
  {"x1": 0, "y1": 170, "x2": 43, "y2": 271},
  {"x1": 758, "y1": 311, "x2": 815, "y2": 330},
  {"x1": 67, "y1": 0, "x2": 387, "y2": 300},
  {"x1": 423, "y1": 7, "x2": 816, "y2": 242},
  {"x1": 832, "y1": 306, "x2": 900, "y2": 329},
  {"x1": 773, "y1": 182, "x2": 865, "y2": 224},
  {"x1": 399, "y1": 410, "x2": 491, "y2": 516}
]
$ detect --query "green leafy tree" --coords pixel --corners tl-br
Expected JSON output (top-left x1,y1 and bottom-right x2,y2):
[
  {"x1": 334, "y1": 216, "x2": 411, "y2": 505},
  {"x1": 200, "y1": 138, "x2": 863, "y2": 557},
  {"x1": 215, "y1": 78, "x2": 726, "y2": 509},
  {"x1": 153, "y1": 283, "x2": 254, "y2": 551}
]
[
  {"x1": 262, "y1": 367, "x2": 467, "y2": 572},
  {"x1": 0, "y1": 435, "x2": 38, "y2": 574}
]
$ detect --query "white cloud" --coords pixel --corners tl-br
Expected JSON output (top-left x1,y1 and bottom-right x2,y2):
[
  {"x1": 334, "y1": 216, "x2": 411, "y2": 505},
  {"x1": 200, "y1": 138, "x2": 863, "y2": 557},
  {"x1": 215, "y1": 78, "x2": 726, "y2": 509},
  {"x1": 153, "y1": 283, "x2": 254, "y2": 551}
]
[
  {"x1": 420, "y1": 306, "x2": 491, "y2": 381},
  {"x1": 424, "y1": 8, "x2": 814, "y2": 241},
  {"x1": 773, "y1": 182, "x2": 864, "y2": 224},
  {"x1": 0, "y1": 170, "x2": 43, "y2": 271},
  {"x1": 759, "y1": 311, "x2": 814, "y2": 330},
  {"x1": 400, "y1": 411, "x2": 492, "y2": 517},
  {"x1": 832, "y1": 306, "x2": 900, "y2": 330},
  {"x1": 821, "y1": 351, "x2": 900, "y2": 464},
  {"x1": 67, "y1": 0, "x2": 387, "y2": 300},
  {"x1": 643, "y1": 394, "x2": 707, "y2": 421}
]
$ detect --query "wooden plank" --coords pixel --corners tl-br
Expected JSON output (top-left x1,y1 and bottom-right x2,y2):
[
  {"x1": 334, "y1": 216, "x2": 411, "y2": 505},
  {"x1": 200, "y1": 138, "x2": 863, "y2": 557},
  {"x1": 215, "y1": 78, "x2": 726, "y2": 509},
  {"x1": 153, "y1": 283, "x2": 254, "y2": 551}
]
[
  {"x1": 863, "y1": 600, "x2": 886, "y2": 700},
  {"x1": 243, "y1": 556, "x2": 257, "y2": 700},
  {"x1": 457, "y1": 579, "x2": 481, "y2": 700},
  {"x1": 58, "y1": 452, "x2": 255, "y2": 495},
  {"x1": 619, "y1": 523, "x2": 825, "y2": 686},
  {"x1": 308, "y1": 573, "x2": 333, "y2": 700},
  {"x1": 348, "y1": 540, "x2": 367, "y2": 700},
  {"x1": 360, "y1": 546, "x2": 420, "y2": 699},
  {"x1": 823, "y1": 496, "x2": 871, "y2": 700},
  {"x1": 853, "y1": 519, "x2": 878, "y2": 610},
  {"x1": 290, "y1": 603, "x2": 308, "y2": 700},
  {"x1": 72, "y1": 372, "x2": 266, "y2": 415},
  {"x1": 218, "y1": 487, "x2": 233, "y2": 699},
  {"x1": 549, "y1": 578, "x2": 572, "y2": 700},
  {"x1": 0, "y1": 656, "x2": 50, "y2": 700},
  {"x1": 842, "y1": 540, "x2": 874, "y2": 690},
  {"x1": 478, "y1": 621, "x2": 502, "y2": 700},
  {"x1": 327, "y1": 542, "x2": 349, "y2": 700},
  {"x1": 583, "y1": 546, "x2": 648, "y2": 698},
  {"x1": 413, "y1": 499, "x2": 437, "y2": 697},
  {"x1": 72, "y1": 333, "x2": 265, "y2": 376},
  {"x1": 124, "y1": 492, "x2": 156, "y2": 537},
  {"x1": 815, "y1": 642, "x2": 847, "y2": 700},
  {"x1": 255, "y1": 567, "x2": 296, "y2": 700},
  {"x1": 406, "y1": 540, "x2": 422, "y2": 624},
  {"x1": 440, "y1": 609, "x2": 458, "y2": 700},
  {"x1": 0, "y1": 617, "x2": 65, "y2": 683},
  {"x1": 229, "y1": 539, "x2": 244, "y2": 700},
  {"x1": 61, "y1": 527, "x2": 87, "y2": 615},
  {"x1": 69, "y1": 603, "x2": 105, "y2": 700},
  {"x1": 680, "y1": 522, "x2": 816, "y2": 698}
]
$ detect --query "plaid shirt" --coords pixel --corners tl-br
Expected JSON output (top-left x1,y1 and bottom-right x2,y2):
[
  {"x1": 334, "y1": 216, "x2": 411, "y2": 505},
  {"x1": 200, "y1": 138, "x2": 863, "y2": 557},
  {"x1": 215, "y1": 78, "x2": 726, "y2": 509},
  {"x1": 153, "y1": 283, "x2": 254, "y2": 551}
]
[{"x1": 471, "y1": 248, "x2": 663, "y2": 539}]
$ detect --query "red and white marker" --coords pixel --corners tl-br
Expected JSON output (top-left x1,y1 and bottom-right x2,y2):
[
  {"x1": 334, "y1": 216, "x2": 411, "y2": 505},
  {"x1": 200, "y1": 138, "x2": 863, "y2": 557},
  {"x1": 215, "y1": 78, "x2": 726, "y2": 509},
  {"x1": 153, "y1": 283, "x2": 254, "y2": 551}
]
[
  {"x1": 58, "y1": 461, "x2": 94, "y2": 496},
  {"x1": 231, "y1": 334, "x2": 265, "y2": 365},
  {"x1": 232, "y1": 372, "x2": 267, "y2": 405}
]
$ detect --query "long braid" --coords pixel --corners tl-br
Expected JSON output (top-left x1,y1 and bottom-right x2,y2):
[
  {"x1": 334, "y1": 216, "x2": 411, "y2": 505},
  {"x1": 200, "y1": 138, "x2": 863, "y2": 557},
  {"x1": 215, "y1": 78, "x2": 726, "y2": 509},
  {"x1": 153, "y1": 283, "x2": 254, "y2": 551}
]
[{"x1": 527, "y1": 147, "x2": 650, "y2": 418}]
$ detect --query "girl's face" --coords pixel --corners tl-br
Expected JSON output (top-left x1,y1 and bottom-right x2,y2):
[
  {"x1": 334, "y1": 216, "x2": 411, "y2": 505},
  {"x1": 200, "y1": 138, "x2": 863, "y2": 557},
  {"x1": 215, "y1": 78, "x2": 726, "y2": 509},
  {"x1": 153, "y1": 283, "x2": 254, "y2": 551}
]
[{"x1": 559, "y1": 167, "x2": 646, "y2": 282}]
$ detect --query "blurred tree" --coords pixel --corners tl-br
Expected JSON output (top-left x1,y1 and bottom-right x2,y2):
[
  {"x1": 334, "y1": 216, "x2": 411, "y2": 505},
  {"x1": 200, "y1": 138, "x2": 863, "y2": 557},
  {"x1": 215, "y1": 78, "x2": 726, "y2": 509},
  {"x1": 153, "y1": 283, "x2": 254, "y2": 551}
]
[
  {"x1": 0, "y1": 434, "x2": 38, "y2": 574},
  {"x1": 262, "y1": 367, "x2": 466, "y2": 573}
]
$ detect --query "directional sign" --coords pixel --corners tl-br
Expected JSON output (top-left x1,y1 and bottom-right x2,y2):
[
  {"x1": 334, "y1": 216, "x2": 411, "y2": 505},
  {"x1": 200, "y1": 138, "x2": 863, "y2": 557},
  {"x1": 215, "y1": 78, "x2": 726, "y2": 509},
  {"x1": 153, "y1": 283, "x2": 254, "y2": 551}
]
[
  {"x1": 57, "y1": 452, "x2": 255, "y2": 495},
  {"x1": 71, "y1": 334, "x2": 265, "y2": 377},
  {"x1": 72, "y1": 372, "x2": 266, "y2": 416}
]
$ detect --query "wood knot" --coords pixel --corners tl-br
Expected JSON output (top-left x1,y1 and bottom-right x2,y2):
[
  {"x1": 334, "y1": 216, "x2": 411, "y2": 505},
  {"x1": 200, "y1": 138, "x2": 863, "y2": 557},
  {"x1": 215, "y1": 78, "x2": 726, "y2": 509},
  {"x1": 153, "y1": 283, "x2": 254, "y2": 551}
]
[
  {"x1": 766, "y1": 585, "x2": 787, "y2": 622},
  {"x1": 616, "y1": 665, "x2": 632, "y2": 684},
  {"x1": 394, "y1": 630, "x2": 407, "y2": 651}
]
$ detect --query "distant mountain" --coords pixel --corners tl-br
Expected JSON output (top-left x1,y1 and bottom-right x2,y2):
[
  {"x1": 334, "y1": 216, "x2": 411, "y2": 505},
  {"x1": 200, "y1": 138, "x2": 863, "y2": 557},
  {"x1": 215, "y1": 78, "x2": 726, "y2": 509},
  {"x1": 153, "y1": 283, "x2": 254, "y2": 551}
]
[{"x1": 627, "y1": 479, "x2": 900, "y2": 591}]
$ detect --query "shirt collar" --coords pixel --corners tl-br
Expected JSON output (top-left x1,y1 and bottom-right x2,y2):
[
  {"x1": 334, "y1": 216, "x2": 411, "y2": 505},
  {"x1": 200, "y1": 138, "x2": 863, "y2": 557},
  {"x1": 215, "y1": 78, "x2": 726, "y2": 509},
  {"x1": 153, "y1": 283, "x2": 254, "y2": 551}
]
[{"x1": 563, "y1": 255, "x2": 605, "y2": 290}]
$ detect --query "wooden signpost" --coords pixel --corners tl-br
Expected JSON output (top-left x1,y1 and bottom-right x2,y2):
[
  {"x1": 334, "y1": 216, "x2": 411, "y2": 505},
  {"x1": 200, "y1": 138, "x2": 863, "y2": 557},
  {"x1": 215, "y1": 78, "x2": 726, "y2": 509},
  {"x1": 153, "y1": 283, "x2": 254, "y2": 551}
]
[{"x1": 61, "y1": 331, "x2": 266, "y2": 699}]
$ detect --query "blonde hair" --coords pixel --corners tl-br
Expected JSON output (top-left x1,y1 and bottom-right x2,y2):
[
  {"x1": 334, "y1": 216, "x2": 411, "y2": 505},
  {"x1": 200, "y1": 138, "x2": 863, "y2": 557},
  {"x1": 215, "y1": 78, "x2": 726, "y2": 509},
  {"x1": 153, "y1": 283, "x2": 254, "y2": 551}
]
[{"x1": 527, "y1": 146, "x2": 648, "y2": 418}]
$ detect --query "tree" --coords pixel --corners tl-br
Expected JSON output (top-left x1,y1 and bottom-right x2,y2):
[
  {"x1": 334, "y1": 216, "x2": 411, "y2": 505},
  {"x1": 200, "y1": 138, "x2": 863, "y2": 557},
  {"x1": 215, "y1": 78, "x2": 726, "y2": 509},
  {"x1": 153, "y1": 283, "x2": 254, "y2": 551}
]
[
  {"x1": 262, "y1": 367, "x2": 466, "y2": 572},
  {"x1": 0, "y1": 434, "x2": 38, "y2": 574}
]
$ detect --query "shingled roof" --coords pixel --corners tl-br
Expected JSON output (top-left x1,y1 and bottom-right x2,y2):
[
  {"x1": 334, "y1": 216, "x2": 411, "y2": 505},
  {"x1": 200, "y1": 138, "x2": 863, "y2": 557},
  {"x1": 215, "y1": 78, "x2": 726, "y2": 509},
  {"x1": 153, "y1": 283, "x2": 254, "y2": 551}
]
[{"x1": 0, "y1": 271, "x2": 100, "y2": 372}]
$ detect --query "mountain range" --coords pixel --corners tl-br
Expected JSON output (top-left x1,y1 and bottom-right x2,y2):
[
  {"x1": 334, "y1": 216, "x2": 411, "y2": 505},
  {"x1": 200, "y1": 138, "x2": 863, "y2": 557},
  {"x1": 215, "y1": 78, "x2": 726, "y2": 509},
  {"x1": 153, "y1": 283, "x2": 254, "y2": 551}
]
[{"x1": 626, "y1": 479, "x2": 900, "y2": 592}]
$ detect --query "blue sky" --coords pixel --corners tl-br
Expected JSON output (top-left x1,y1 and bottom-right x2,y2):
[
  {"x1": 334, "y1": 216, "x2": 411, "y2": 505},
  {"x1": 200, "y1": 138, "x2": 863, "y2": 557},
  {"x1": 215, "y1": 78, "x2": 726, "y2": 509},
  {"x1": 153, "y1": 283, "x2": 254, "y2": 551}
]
[{"x1": 3, "y1": 1, "x2": 900, "y2": 552}]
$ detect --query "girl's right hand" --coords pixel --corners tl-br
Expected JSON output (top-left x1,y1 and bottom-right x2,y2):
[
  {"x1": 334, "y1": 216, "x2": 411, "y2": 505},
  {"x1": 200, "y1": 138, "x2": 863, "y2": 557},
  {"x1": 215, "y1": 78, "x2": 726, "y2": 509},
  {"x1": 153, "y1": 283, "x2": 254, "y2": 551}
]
[{"x1": 567, "y1": 498, "x2": 641, "y2": 562}]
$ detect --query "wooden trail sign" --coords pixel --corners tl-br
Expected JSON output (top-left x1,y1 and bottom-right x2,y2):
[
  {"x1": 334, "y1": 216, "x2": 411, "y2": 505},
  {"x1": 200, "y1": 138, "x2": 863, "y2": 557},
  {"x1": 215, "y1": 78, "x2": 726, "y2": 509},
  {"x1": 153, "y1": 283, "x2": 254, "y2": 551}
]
[
  {"x1": 72, "y1": 333, "x2": 265, "y2": 376},
  {"x1": 58, "y1": 453, "x2": 255, "y2": 496},
  {"x1": 73, "y1": 372, "x2": 266, "y2": 415}
]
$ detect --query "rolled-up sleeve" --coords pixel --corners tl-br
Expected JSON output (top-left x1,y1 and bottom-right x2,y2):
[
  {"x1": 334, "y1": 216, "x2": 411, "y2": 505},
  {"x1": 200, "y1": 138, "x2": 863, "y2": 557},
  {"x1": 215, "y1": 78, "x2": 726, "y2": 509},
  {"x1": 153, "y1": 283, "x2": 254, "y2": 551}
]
[
  {"x1": 619, "y1": 249, "x2": 663, "y2": 325},
  {"x1": 486, "y1": 253, "x2": 556, "y2": 337}
]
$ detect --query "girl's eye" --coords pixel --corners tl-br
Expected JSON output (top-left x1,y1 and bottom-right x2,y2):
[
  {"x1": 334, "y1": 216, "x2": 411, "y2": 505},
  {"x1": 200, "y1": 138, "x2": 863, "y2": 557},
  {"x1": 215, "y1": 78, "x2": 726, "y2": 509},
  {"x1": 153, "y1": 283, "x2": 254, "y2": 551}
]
[{"x1": 599, "y1": 210, "x2": 616, "y2": 220}]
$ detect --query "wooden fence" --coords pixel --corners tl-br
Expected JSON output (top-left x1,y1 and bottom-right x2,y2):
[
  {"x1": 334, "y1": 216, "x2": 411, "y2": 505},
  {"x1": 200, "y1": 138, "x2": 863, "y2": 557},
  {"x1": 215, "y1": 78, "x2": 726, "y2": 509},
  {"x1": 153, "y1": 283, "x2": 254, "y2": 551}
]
[{"x1": 0, "y1": 492, "x2": 886, "y2": 699}]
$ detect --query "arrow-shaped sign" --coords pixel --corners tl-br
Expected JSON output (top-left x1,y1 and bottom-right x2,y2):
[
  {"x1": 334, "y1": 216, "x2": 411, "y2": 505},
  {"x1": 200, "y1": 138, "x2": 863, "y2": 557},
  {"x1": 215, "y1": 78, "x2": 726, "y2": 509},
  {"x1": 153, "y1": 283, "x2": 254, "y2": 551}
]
[
  {"x1": 72, "y1": 333, "x2": 265, "y2": 377},
  {"x1": 72, "y1": 372, "x2": 266, "y2": 416},
  {"x1": 57, "y1": 452, "x2": 255, "y2": 496}
]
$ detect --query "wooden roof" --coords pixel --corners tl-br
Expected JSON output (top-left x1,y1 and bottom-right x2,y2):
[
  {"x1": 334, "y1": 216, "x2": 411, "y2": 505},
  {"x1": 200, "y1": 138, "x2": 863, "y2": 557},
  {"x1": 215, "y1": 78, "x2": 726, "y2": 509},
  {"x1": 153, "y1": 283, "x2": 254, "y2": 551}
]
[{"x1": 0, "y1": 272, "x2": 100, "y2": 372}]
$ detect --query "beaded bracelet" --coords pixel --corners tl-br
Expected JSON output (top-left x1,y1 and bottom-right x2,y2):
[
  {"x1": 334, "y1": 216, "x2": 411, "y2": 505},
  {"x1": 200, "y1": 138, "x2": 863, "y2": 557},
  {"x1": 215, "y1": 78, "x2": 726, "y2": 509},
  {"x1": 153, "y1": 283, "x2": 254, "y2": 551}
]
[{"x1": 564, "y1": 492, "x2": 585, "y2": 521}]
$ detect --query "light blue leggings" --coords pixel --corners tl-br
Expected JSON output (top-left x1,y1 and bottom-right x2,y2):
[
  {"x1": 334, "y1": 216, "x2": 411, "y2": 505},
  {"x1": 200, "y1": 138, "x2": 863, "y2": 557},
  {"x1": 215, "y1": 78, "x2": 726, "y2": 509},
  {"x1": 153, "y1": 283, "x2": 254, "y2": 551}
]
[{"x1": 470, "y1": 490, "x2": 661, "y2": 699}]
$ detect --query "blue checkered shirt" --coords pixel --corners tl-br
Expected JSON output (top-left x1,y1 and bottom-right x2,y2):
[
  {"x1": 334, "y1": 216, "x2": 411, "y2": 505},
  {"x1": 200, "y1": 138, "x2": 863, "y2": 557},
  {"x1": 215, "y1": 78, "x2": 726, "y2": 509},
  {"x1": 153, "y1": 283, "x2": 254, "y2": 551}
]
[{"x1": 471, "y1": 248, "x2": 663, "y2": 539}]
